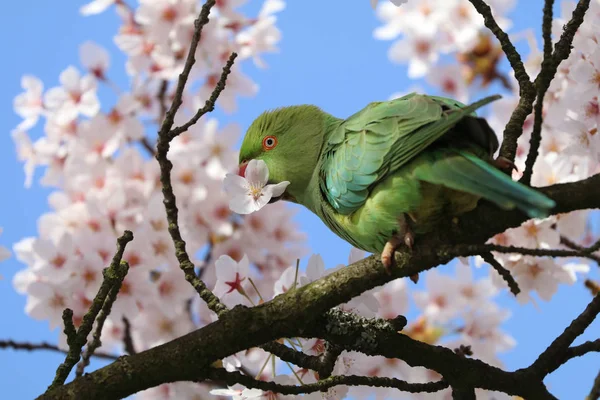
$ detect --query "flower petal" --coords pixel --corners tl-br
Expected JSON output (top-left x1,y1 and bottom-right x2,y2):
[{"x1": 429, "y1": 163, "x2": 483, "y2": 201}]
[
  {"x1": 229, "y1": 193, "x2": 256, "y2": 214},
  {"x1": 223, "y1": 173, "x2": 249, "y2": 196},
  {"x1": 245, "y1": 159, "x2": 269, "y2": 186},
  {"x1": 265, "y1": 181, "x2": 290, "y2": 197}
]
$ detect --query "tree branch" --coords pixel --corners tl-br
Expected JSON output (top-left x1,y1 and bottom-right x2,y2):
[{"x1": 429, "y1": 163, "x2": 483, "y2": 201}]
[
  {"x1": 527, "y1": 294, "x2": 600, "y2": 378},
  {"x1": 448, "y1": 239, "x2": 600, "y2": 262},
  {"x1": 122, "y1": 317, "x2": 137, "y2": 355},
  {"x1": 467, "y1": 0, "x2": 533, "y2": 94},
  {"x1": 36, "y1": 174, "x2": 600, "y2": 399},
  {"x1": 562, "y1": 339, "x2": 600, "y2": 364},
  {"x1": 154, "y1": 0, "x2": 229, "y2": 317},
  {"x1": 207, "y1": 368, "x2": 449, "y2": 395},
  {"x1": 0, "y1": 340, "x2": 117, "y2": 361},
  {"x1": 46, "y1": 231, "x2": 132, "y2": 391},
  {"x1": 521, "y1": 0, "x2": 590, "y2": 184},
  {"x1": 481, "y1": 252, "x2": 520, "y2": 295},
  {"x1": 466, "y1": 0, "x2": 536, "y2": 164},
  {"x1": 76, "y1": 268, "x2": 129, "y2": 377},
  {"x1": 520, "y1": 0, "x2": 555, "y2": 185},
  {"x1": 170, "y1": 53, "x2": 237, "y2": 137}
]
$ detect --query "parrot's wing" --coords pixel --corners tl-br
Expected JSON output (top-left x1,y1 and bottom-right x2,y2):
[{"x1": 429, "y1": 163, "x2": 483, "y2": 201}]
[{"x1": 320, "y1": 93, "x2": 501, "y2": 215}]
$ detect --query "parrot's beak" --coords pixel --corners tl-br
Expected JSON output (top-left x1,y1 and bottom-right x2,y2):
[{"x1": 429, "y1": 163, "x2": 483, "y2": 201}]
[{"x1": 238, "y1": 161, "x2": 249, "y2": 177}]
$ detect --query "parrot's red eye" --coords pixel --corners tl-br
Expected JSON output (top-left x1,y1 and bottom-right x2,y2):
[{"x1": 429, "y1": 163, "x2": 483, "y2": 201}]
[{"x1": 262, "y1": 135, "x2": 277, "y2": 150}]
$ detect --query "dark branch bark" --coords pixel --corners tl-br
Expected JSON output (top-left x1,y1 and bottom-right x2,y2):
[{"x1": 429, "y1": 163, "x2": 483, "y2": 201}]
[
  {"x1": 207, "y1": 368, "x2": 449, "y2": 395},
  {"x1": 0, "y1": 340, "x2": 118, "y2": 361},
  {"x1": 521, "y1": 0, "x2": 590, "y2": 184},
  {"x1": 528, "y1": 294, "x2": 600, "y2": 377},
  {"x1": 47, "y1": 231, "x2": 132, "y2": 391},
  {"x1": 154, "y1": 0, "x2": 229, "y2": 317}
]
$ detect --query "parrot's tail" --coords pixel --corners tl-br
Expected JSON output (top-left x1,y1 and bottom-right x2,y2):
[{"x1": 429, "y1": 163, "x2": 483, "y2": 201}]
[{"x1": 418, "y1": 150, "x2": 556, "y2": 218}]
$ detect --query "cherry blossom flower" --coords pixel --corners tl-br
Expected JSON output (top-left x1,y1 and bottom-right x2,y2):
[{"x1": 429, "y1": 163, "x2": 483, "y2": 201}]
[
  {"x1": 213, "y1": 254, "x2": 253, "y2": 307},
  {"x1": 223, "y1": 159, "x2": 290, "y2": 214},
  {"x1": 80, "y1": 41, "x2": 111, "y2": 80},
  {"x1": 426, "y1": 64, "x2": 469, "y2": 102},
  {"x1": 413, "y1": 269, "x2": 464, "y2": 323},
  {"x1": 44, "y1": 66, "x2": 100, "y2": 124},
  {"x1": 13, "y1": 75, "x2": 44, "y2": 130}
]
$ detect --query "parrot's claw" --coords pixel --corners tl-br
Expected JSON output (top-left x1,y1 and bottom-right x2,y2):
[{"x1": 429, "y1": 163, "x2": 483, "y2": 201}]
[
  {"x1": 381, "y1": 237, "x2": 402, "y2": 275},
  {"x1": 493, "y1": 156, "x2": 518, "y2": 172},
  {"x1": 381, "y1": 214, "x2": 414, "y2": 275}
]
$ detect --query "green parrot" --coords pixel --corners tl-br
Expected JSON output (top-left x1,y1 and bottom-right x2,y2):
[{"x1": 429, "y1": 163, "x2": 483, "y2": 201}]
[{"x1": 238, "y1": 93, "x2": 555, "y2": 270}]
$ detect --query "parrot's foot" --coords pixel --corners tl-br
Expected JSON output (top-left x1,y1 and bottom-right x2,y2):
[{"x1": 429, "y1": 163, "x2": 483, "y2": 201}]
[
  {"x1": 381, "y1": 215, "x2": 414, "y2": 274},
  {"x1": 493, "y1": 156, "x2": 518, "y2": 172}
]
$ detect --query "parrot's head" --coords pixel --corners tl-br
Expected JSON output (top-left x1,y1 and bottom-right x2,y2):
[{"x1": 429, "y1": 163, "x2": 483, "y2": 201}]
[{"x1": 238, "y1": 105, "x2": 332, "y2": 205}]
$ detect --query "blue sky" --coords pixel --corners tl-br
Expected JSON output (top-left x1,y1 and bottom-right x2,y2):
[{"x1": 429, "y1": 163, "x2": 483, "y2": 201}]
[{"x1": 0, "y1": 1, "x2": 598, "y2": 399}]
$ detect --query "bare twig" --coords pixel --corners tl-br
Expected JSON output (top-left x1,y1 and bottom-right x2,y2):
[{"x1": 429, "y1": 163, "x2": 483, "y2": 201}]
[
  {"x1": 562, "y1": 236, "x2": 600, "y2": 264},
  {"x1": 521, "y1": 0, "x2": 590, "y2": 184},
  {"x1": 562, "y1": 339, "x2": 600, "y2": 363},
  {"x1": 0, "y1": 340, "x2": 117, "y2": 360},
  {"x1": 170, "y1": 53, "x2": 237, "y2": 137},
  {"x1": 139, "y1": 137, "x2": 156, "y2": 156},
  {"x1": 157, "y1": 79, "x2": 169, "y2": 124},
  {"x1": 467, "y1": 0, "x2": 533, "y2": 93},
  {"x1": 528, "y1": 294, "x2": 600, "y2": 378},
  {"x1": 467, "y1": 0, "x2": 536, "y2": 165},
  {"x1": 207, "y1": 368, "x2": 449, "y2": 395},
  {"x1": 47, "y1": 231, "x2": 133, "y2": 390},
  {"x1": 76, "y1": 261, "x2": 130, "y2": 377},
  {"x1": 520, "y1": 0, "x2": 555, "y2": 185},
  {"x1": 154, "y1": 0, "x2": 230, "y2": 316},
  {"x1": 122, "y1": 317, "x2": 137, "y2": 355},
  {"x1": 446, "y1": 239, "x2": 600, "y2": 262},
  {"x1": 482, "y1": 252, "x2": 520, "y2": 295}
]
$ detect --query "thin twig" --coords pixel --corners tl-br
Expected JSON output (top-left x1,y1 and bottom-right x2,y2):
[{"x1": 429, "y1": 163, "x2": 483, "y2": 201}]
[
  {"x1": 520, "y1": 0, "x2": 555, "y2": 185},
  {"x1": 528, "y1": 294, "x2": 600, "y2": 377},
  {"x1": 208, "y1": 368, "x2": 449, "y2": 395},
  {"x1": 170, "y1": 53, "x2": 237, "y2": 137},
  {"x1": 76, "y1": 261, "x2": 130, "y2": 377},
  {"x1": 561, "y1": 236, "x2": 600, "y2": 264},
  {"x1": 467, "y1": 0, "x2": 537, "y2": 165},
  {"x1": 122, "y1": 317, "x2": 137, "y2": 355},
  {"x1": 157, "y1": 79, "x2": 169, "y2": 125},
  {"x1": 47, "y1": 231, "x2": 133, "y2": 390},
  {"x1": 446, "y1": 240, "x2": 600, "y2": 261},
  {"x1": 0, "y1": 340, "x2": 118, "y2": 360},
  {"x1": 467, "y1": 0, "x2": 533, "y2": 93},
  {"x1": 140, "y1": 137, "x2": 156, "y2": 157},
  {"x1": 482, "y1": 252, "x2": 520, "y2": 295},
  {"x1": 154, "y1": 0, "x2": 230, "y2": 316},
  {"x1": 561, "y1": 339, "x2": 600, "y2": 363}
]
